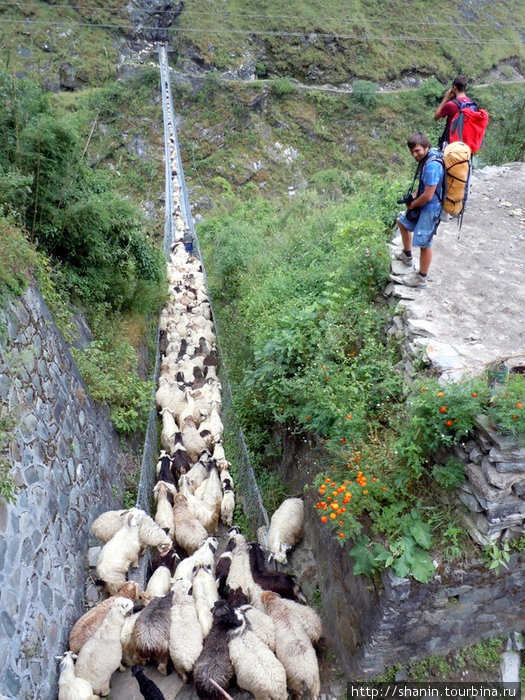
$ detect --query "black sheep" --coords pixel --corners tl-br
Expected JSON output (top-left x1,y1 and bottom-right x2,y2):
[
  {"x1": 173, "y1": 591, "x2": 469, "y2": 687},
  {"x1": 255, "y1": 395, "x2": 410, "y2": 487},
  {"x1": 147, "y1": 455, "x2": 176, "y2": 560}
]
[
  {"x1": 131, "y1": 665, "x2": 166, "y2": 700},
  {"x1": 249, "y1": 542, "x2": 306, "y2": 602},
  {"x1": 193, "y1": 601, "x2": 242, "y2": 700}
]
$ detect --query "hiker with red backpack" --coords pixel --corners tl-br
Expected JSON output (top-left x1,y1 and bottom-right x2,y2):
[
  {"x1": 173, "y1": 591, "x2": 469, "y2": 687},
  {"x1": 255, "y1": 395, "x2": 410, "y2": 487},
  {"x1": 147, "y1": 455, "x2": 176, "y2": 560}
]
[
  {"x1": 434, "y1": 75, "x2": 472, "y2": 148},
  {"x1": 434, "y1": 74, "x2": 489, "y2": 153}
]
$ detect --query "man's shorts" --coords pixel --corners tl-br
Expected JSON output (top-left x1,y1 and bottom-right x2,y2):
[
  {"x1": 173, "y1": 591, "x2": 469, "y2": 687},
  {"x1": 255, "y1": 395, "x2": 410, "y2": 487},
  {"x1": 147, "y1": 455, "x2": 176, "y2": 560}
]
[{"x1": 398, "y1": 205, "x2": 442, "y2": 248}]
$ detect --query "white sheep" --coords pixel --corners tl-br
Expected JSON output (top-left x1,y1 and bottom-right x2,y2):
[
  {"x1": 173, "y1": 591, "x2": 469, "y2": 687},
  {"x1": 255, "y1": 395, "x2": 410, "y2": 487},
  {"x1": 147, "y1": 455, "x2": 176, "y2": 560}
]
[
  {"x1": 267, "y1": 498, "x2": 304, "y2": 564},
  {"x1": 194, "y1": 464, "x2": 222, "y2": 523},
  {"x1": 226, "y1": 532, "x2": 264, "y2": 610},
  {"x1": 91, "y1": 507, "x2": 145, "y2": 543},
  {"x1": 169, "y1": 578, "x2": 204, "y2": 683},
  {"x1": 57, "y1": 651, "x2": 99, "y2": 700},
  {"x1": 173, "y1": 536, "x2": 218, "y2": 582},
  {"x1": 160, "y1": 407, "x2": 177, "y2": 453},
  {"x1": 172, "y1": 493, "x2": 209, "y2": 554},
  {"x1": 178, "y1": 477, "x2": 217, "y2": 533},
  {"x1": 238, "y1": 603, "x2": 276, "y2": 652},
  {"x1": 180, "y1": 460, "x2": 208, "y2": 491},
  {"x1": 75, "y1": 597, "x2": 133, "y2": 696},
  {"x1": 69, "y1": 581, "x2": 140, "y2": 654},
  {"x1": 261, "y1": 591, "x2": 320, "y2": 699},
  {"x1": 278, "y1": 597, "x2": 323, "y2": 644},
  {"x1": 96, "y1": 514, "x2": 141, "y2": 595},
  {"x1": 153, "y1": 480, "x2": 177, "y2": 538},
  {"x1": 180, "y1": 416, "x2": 209, "y2": 462},
  {"x1": 198, "y1": 405, "x2": 223, "y2": 444},
  {"x1": 228, "y1": 611, "x2": 287, "y2": 700},
  {"x1": 120, "y1": 612, "x2": 147, "y2": 669},
  {"x1": 191, "y1": 563, "x2": 219, "y2": 638},
  {"x1": 220, "y1": 482, "x2": 235, "y2": 527},
  {"x1": 145, "y1": 565, "x2": 173, "y2": 598}
]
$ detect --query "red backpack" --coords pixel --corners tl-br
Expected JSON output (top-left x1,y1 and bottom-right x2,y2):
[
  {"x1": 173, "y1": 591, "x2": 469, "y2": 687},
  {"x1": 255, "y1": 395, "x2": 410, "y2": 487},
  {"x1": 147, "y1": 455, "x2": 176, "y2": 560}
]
[{"x1": 448, "y1": 99, "x2": 489, "y2": 154}]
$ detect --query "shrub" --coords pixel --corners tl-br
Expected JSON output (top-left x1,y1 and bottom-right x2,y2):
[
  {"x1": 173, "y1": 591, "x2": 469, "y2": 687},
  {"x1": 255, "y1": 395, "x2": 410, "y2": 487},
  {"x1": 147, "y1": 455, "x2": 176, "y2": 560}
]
[
  {"x1": 271, "y1": 77, "x2": 296, "y2": 98},
  {"x1": 352, "y1": 80, "x2": 378, "y2": 108},
  {"x1": 419, "y1": 77, "x2": 445, "y2": 106},
  {"x1": 488, "y1": 373, "x2": 525, "y2": 439},
  {"x1": 71, "y1": 336, "x2": 154, "y2": 436}
]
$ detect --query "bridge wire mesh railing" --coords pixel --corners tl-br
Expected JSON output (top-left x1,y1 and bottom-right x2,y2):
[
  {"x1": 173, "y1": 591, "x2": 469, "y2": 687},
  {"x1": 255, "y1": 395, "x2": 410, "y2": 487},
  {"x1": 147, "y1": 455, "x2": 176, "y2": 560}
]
[{"x1": 135, "y1": 45, "x2": 268, "y2": 542}]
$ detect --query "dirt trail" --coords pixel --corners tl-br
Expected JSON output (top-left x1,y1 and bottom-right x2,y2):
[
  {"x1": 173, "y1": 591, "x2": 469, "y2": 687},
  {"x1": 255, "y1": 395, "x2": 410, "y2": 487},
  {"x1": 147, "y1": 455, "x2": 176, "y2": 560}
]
[{"x1": 387, "y1": 161, "x2": 525, "y2": 379}]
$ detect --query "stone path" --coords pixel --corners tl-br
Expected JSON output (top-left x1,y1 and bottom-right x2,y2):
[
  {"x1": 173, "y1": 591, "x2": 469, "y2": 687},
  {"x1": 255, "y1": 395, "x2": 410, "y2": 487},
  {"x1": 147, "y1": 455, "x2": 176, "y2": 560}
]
[{"x1": 386, "y1": 161, "x2": 525, "y2": 381}]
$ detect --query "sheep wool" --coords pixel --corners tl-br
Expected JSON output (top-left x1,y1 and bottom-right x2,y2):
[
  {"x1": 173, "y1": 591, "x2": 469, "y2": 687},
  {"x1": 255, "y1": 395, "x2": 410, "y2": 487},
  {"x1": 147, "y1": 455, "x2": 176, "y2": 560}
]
[
  {"x1": 96, "y1": 514, "x2": 141, "y2": 595},
  {"x1": 169, "y1": 578, "x2": 204, "y2": 682},
  {"x1": 193, "y1": 601, "x2": 242, "y2": 700},
  {"x1": 145, "y1": 565, "x2": 173, "y2": 598},
  {"x1": 69, "y1": 581, "x2": 140, "y2": 654},
  {"x1": 120, "y1": 612, "x2": 147, "y2": 669},
  {"x1": 172, "y1": 493, "x2": 208, "y2": 555},
  {"x1": 74, "y1": 597, "x2": 133, "y2": 697},
  {"x1": 228, "y1": 614, "x2": 287, "y2": 700},
  {"x1": 191, "y1": 564, "x2": 219, "y2": 638},
  {"x1": 173, "y1": 536, "x2": 218, "y2": 582},
  {"x1": 261, "y1": 591, "x2": 320, "y2": 700},
  {"x1": 132, "y1": 593, "x2": 173, "y2": 675},
  {"x1": 153, "y1": 481, "x2": 177, "y2": 538},
  {"x1": 57, "y1": 651, "x2": 99, "y2": 700},
  {"x1": 267, "y1": 497, "x2": 304, "y2": 565},
  {"x1": 279, "y1": 597, "x2": 323, "y2": 644},
  {"x1": 91, "y1": 507, "x2": 146, "y2": 543}
]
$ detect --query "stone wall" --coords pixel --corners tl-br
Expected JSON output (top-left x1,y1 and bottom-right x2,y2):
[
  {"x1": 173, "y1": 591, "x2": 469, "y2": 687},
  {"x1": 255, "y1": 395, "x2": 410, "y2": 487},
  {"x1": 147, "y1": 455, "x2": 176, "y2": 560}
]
[{"x1": 0, "y1": 285, "x2": 124, "y2": 700}]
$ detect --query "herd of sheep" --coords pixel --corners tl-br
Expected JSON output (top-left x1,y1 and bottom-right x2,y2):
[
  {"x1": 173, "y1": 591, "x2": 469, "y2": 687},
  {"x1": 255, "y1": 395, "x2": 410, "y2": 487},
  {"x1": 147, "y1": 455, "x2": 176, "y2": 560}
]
[{"x1": 56, "y1": 67, "x2": 323, "y2": 700}]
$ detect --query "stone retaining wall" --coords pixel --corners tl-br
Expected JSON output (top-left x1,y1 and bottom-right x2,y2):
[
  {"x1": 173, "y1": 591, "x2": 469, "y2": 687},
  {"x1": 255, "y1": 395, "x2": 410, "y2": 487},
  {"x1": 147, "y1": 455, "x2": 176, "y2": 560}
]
[{"x1": 0, "y1": 285, "x2": 124, "y2": 700}]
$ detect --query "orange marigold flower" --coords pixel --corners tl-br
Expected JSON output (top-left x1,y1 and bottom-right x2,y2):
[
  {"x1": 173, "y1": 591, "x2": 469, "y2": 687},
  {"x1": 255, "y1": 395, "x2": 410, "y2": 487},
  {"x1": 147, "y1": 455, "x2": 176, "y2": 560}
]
[
  {"x1": 440, "y1": 406, "x2": 448, "y2": 413},
  {"x1": 382, "y1": 486, "x2": 387, "y2": 491},
  {"x1": 325, "y1": 377, "x2": 330, "y2": 381},
  {"x1": 339, "y1": 519, "x2": 344, "y2": 524},
  {"x1": 445, "y1": 420, "x2": 453, "y2": 427},
  {"x1": 372, "y1": 477, "x2": 377, "y2": 482},
  {"x1": 421, "y1": 387, "x2": 428, "y2": 392},
  {"x1": 471, "y1": 393, "x2": 478, "y2": 398},
  {"x1": 437, "y1": 391, "x2": 444, "y2": 397},
  {"x1": 362, "y1": 489, "x2": 368, "y2": 495},
  {"x1": 305, "y1": 416, "x2": 310, "y2": 420},
  {"x1": 346, "y1": 414, "x2": 352, "y2": 419},
  {"x1": 340, "y1": 437, "x2": 346, "y2": 443},
  {"x1": 338, "y1": 532, "x2": 345, "y2": 538},
  {"x1": 330, "y1": 513, "x2": 337, "y2": 520},
  {"x1": 516, "y1": 402, "x2": 523, "y2": 408},
  {"x1": 321, "y1": 515, "x2": 328, "y2": 523},
  {"x1": 512, "y1": 415, "x2": 518, "y2": 420}
]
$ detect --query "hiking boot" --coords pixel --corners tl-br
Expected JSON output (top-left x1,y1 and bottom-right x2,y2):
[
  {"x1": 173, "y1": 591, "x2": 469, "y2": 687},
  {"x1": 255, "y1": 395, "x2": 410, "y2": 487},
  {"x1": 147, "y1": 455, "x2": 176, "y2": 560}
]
[
  {"x1": 394, "y1": 250, "x2": 413, "y2": 266},
  {"x1": 401, "y1": 270, "x2": 427, "y2": 288}
]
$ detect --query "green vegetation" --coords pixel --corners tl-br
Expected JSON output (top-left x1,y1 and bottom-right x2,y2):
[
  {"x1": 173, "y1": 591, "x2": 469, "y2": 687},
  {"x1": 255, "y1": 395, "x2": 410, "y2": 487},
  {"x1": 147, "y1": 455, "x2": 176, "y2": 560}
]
[
  {"x1": 0, "y1": 414, "x2": 18, "y2": 505},
  {"x1": 174, "y1": 0, "x2": 525, "y2": 84},
  {"x1": 374, "y1": 637, "x2": 505, "y2": 681},
  {"x1": 0, "y1": 68, "x2": 167, "y2": 438}
]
